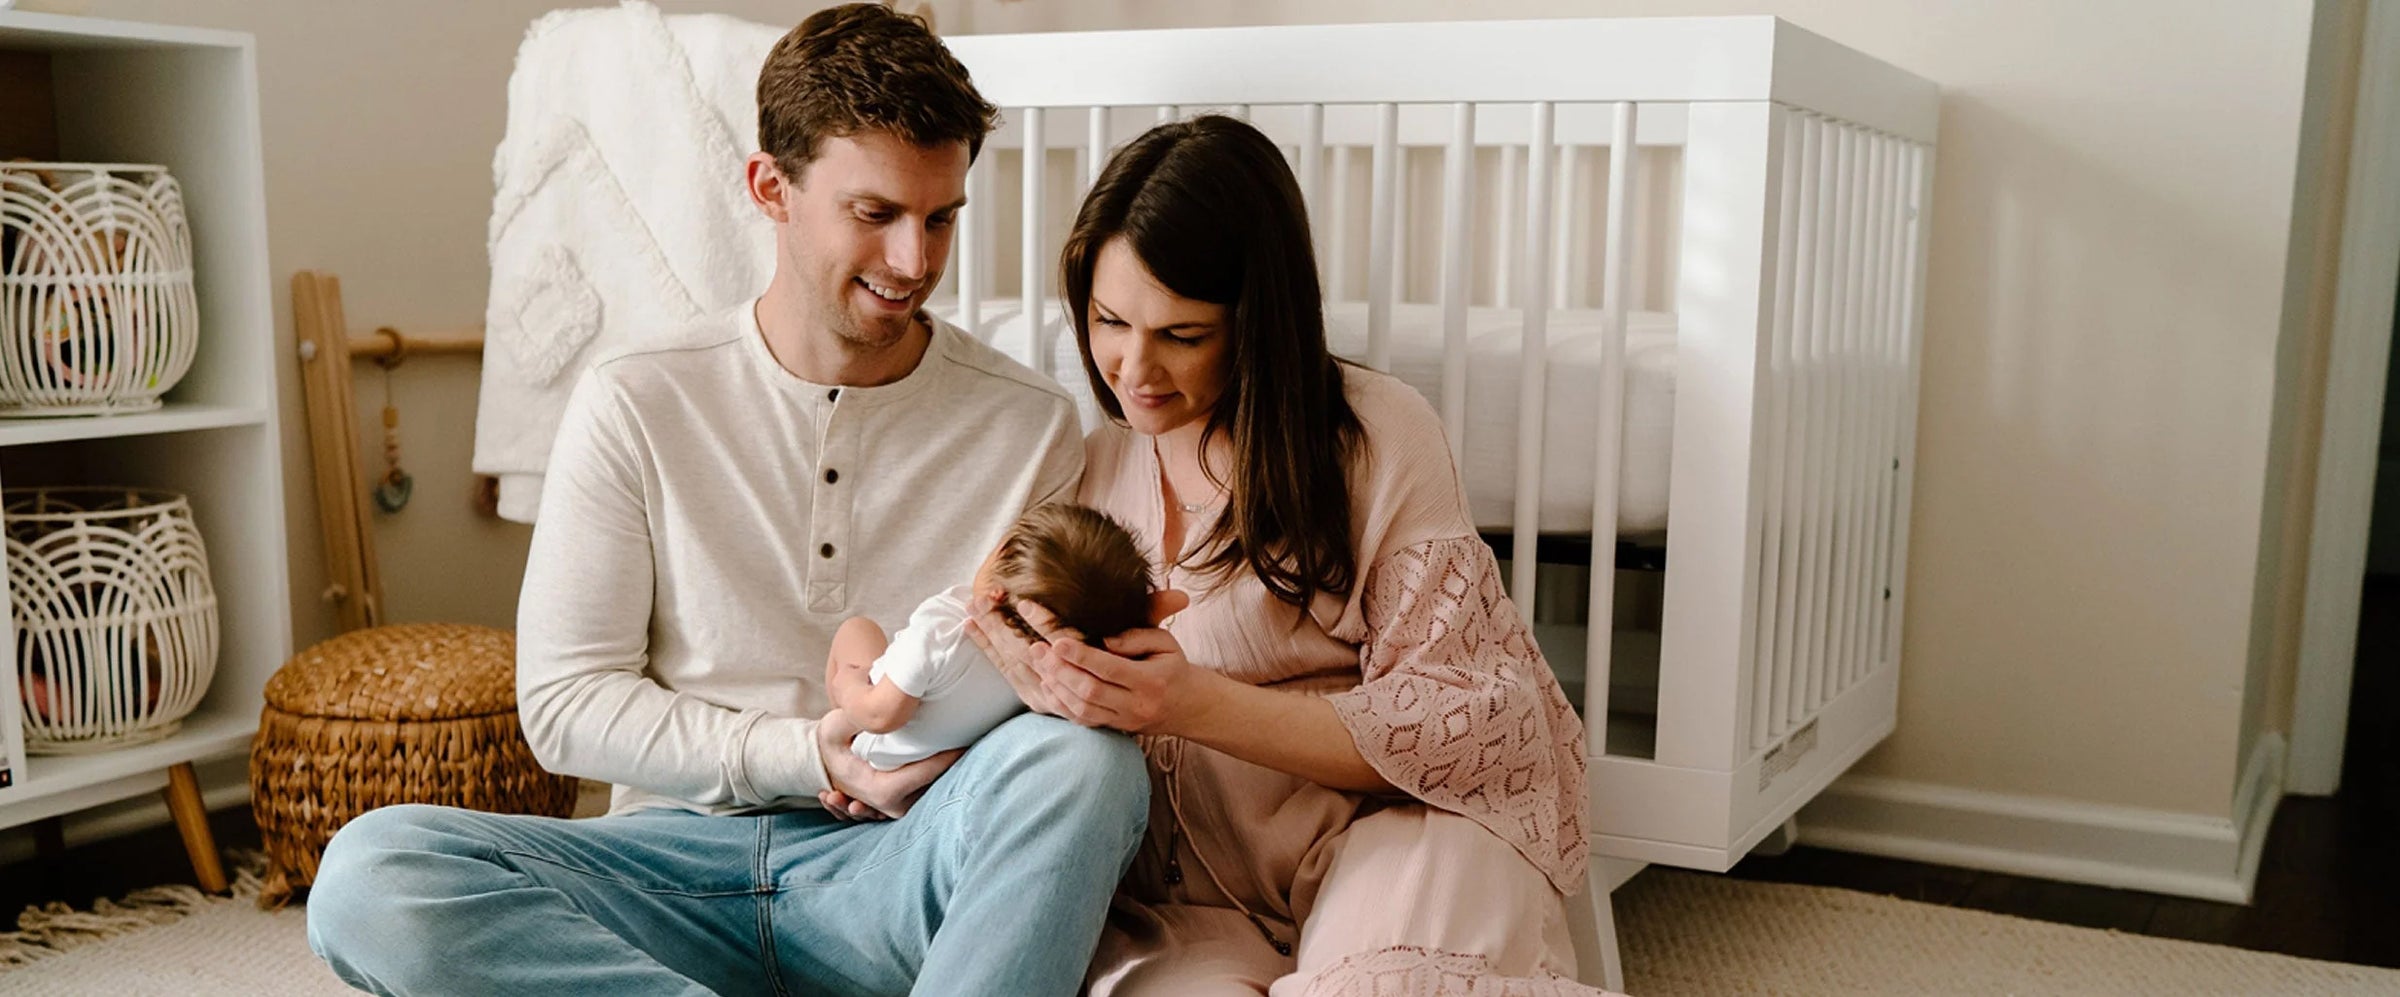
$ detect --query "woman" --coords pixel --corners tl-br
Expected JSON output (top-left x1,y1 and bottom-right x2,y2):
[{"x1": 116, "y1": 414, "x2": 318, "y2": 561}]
[{"x1": 976, "y1": 116, "x2": 1606, "y2": 996}]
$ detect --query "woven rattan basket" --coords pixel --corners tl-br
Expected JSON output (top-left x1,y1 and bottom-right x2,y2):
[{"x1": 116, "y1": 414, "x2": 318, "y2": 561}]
[
  {"x1": 249, "y1": 622, "x2": 576, "y2": 908},
  {"x1": 0, "y1": 162, "x2": 199, "y2": 415},
  {"x1": 6, "y1": 487, "x2": 217, "y2": 753}
]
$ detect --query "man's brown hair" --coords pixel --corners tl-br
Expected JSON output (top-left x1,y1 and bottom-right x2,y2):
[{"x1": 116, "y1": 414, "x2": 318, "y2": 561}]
[
  {"x1": 756, "y1": 3, "x2": 998, "y2": 181},
  {"x1": 992, "y1": 504, "x2": 1154, "y2": 642}
]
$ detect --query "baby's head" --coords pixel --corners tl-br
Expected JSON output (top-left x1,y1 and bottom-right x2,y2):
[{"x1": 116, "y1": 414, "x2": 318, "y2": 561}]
[{"x1": 982, "y1": 503, "x2": 1153, "y2": 641}]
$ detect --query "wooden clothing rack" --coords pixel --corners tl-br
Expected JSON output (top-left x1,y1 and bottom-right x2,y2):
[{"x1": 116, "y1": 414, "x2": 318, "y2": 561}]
[{"x1": 289, "y1": 270, "x2": 487, "y2": 632}]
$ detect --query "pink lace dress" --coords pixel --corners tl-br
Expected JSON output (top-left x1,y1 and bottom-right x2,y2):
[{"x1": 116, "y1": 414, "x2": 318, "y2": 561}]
[{"x1": 1078, "y1": 367, "x2": 1614, "y2": 997}]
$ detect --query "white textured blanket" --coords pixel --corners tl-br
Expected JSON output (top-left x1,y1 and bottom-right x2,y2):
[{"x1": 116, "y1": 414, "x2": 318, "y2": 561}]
[{"x1": 473, "y1": 1, "x2": 784, "y2": 522}]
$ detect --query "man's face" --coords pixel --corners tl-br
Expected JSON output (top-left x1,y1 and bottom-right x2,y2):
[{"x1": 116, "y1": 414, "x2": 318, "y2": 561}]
[{"x1": 762, "y1": 131, "x2": 970, "y2": 352}]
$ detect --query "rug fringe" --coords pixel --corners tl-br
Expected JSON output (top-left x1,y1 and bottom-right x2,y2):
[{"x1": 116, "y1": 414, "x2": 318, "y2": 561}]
[{"x1": 0, "y1": 849, "x2": 269, "y2": 970}]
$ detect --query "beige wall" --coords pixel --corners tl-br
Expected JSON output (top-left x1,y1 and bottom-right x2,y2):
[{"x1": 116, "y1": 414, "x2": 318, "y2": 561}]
[{"x1": 50, "y1": 0, "x2": 2320, "y2": 821}]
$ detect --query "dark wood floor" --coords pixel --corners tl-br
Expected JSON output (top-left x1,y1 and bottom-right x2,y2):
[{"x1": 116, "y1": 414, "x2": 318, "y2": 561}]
[
  {"x1": 4, "y1": 584, "x2": 2395, "y2": 970},
  {"x1": 0, "y1": 803, "x2": 264, "y2": 921}
]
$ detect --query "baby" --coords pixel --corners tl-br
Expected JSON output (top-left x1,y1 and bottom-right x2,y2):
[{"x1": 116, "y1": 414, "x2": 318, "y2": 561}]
[{"x1": 826, "y1": 502, "x2": 1156, "y2": 770}]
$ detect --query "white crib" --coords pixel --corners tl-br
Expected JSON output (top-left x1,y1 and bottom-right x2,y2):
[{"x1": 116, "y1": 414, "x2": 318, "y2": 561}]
[{"x1": 939, "y1": 16, "x2": 1939, "y2": 988}]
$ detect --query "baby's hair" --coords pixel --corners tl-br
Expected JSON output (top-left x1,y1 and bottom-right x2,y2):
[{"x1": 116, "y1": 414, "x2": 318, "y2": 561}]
[{"x1": 991, "y1": 503, "x2": 1154, "y2": 641}]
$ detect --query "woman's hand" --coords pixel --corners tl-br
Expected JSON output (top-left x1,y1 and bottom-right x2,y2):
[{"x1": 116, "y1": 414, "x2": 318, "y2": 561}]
[
  {"x1": 962, "y1": 591, "x2": 1073, "y2": 716},
  {"x1": 1043, "y1": 626, "x2": 1213, "y2": 735}
]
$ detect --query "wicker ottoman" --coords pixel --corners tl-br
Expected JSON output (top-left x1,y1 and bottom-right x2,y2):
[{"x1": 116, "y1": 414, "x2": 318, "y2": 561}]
[{"x1": 249, "y1": 622, "x2": 576, "y2": 908}]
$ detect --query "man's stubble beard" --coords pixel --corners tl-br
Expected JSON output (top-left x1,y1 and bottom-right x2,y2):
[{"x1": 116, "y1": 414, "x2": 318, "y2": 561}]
[{"x1": 814, "y1": 283, "x2": 913, "y2": 353}]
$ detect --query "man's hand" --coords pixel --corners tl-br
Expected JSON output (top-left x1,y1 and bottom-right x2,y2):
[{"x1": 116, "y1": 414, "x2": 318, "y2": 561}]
[
  {"x1": 812, "y1": 708, "x2": 960, "y2": 821},
  {"x1": 962, "y1": 591, "x2": 1081, "y2": 716}
]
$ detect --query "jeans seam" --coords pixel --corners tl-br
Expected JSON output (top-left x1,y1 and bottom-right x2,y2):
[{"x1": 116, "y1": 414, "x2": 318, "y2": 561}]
[
  {"x1": 493, "y1": 847, "x2": 758, "y2": 899},
  {"x1": 755, "y1": 816, "x2": 790, "y2": 997}
]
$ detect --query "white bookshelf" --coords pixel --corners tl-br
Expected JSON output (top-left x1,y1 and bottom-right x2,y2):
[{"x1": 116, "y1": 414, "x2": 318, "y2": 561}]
[
  {"x1": 0, "y1": 10, "x2": 292, "y2": 887},
  {"x1": 0, "y1": 403, "x2": 270, "y2": 447}
]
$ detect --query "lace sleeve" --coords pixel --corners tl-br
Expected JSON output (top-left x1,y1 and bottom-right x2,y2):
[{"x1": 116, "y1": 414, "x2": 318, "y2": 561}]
[{"x1": 1325, "y1": 536, "x2": 1590, "y2": 892}]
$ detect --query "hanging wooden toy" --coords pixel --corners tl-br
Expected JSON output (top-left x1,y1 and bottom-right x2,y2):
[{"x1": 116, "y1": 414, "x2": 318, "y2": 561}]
[{"x1": 372, "y1": 328, "x2": 413, "y2": 512}]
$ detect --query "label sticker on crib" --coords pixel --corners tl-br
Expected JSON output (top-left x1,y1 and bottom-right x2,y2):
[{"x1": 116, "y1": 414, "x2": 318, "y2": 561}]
[{"x1": 1759, "y1": 720, "x2": 1818, "y2": 792}]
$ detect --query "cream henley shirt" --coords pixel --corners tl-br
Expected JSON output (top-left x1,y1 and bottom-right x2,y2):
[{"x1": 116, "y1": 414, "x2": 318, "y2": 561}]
[{"x1": 515, "y1": 301, "x2": 1084, "y2": 816}]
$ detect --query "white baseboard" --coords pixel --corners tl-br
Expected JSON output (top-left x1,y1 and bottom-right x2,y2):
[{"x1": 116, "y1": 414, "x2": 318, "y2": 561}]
[
  {"x1": 0, "y1": 755, "x2": 252, "y2": 870},
  {"x1": 1795, "y1": 734, "x2": 2285, "y2": 904}
]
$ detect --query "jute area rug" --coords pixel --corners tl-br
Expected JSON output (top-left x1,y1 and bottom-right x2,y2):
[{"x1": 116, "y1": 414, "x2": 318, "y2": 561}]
[{"x1": 1, "y1": 855, "x2": 2394, "y2": 996}]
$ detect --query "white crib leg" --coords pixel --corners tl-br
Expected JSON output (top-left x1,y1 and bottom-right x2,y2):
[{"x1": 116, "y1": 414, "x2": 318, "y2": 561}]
[
  {"x1": 1567, "y1": 861, "x2": 1628, "y2": 993},
  {"x1": 1752, "y1": 815, "x2": 1802, "y2": 857},
  {"x1": 1592, "y1": 879, "x2": 1626, "y2": 993}
]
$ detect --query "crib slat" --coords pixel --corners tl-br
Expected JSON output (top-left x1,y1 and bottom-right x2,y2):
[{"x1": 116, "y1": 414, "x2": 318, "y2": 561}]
[
  {"x1": 1833, "y1": 122, "x2": 1874, "y2": 706},
  {"x1": 1807, "y1": 124, "x2": 1857, "y2": 718},
  {"x1": 1859, "y1": 134, "x2": 1894, "y2": 689},
  {"x1": 1818, "y1": 121, "x2": 1853, "y2": 715},
  {"x1": 1438, "y1": 102, "x2": 1477, "y2": 465},
  {"x1": 1021, "y1": 106, "x2": 1048, "y2": 376},
  {"x1": 1158, "y1": 104, "x2": 1179, "y2": 124},
  {"x1": 1831, "y1": 129, "x2": 1869, "y2": 697},
  {"x1": 1582, "y1": 101, "x2": 1636, "y2": 730},
  {"x1": 1872, "y1": 138, "x2": 1910, "y2": 677},
  {"x1": 1866, "y1": 137, "x2": 1907, "y2": 682},
  {"x1": 1833, "y1": 128, "x2": 1872, "y2": 711},
  {"x1": 1329, "y1": 144, "x2": 1354, "y2": 301},
  {"x1": 1511, "y1": 101, "x2": 1555, "y2": 622},
  {"x1": 1848, "y1": 134, "x2": 1891, "y2": 692},
  {"x1": 1302, "y1": 104, "x2": 1326, "y2": 288},
  {"x1": 1086, "y1": 106, "x2": 1109, "y2": 189},
  {"x1": 1554, "y1": 145, "x2": 1579, "y2": 310},
  {"x1": 1771, "y1": 113, "x2": 1824, "y2": 740},
  {"x1": 1367, "y1": 103, "x2": 1400, "y2": 371},
  {"x1": 1798, "y1": 119, "x2": 1832, "y2": 723},
  {"x1": 1862, "y1": 136, "x2": 1900, "y2": 691},
  {"x1": 1833, "y1": 124, "x2": 1872, "y2": 701},
  {"x1": 1752, "y1": 106, "x2": 1803, "y2": 751},
  {"x1": 1396, "y1": 147, "x2": 1415, "y2": 304},
  {"x1": 1776, "y1": 115, "x2": 1824, "y2": 735},
  {"x1": 1861, "y1": 133, "x2": 1895, "y2": 692},
  {"x1": 1631, "y1": 144, "x2": 1656, "y2": 312},
  {"x1": 958, "y1": 152, "x2": 985, "y2": 337},
  {"x1": 1496, "y1": 144, "x2": 1521, "y2": 308},
  {"x1": 1828, "y1": 124, "x2": 1864, "y2": 710},
  {"x1": 1804, "y1": 121, "x2": 1833, "y2": 720}
]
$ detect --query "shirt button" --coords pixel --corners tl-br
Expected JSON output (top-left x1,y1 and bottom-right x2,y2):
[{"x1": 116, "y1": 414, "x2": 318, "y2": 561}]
[
  {"x1": 824, "y1": 468, "x2": 839, "y2": 484},
  {"x1": 826, "y1": 388, "x2": 840, "y2": 402},
  {"x1": 820, "y1": 543, "x2": 835, "y2": 558}
]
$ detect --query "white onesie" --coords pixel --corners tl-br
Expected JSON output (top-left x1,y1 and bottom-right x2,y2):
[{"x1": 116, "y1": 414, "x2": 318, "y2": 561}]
[{"x1": 849, "y1": 584, "x2": 1028, "y2": 770}]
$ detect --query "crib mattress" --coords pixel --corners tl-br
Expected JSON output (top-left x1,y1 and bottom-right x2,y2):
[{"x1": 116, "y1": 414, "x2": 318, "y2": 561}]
[{"x1": 926, "y1": 299, "x2": 1676, "y2": 536}]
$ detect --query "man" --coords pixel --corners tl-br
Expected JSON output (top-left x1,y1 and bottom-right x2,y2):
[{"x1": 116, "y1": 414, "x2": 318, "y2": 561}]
[{"x1": 307, "y1": 7, "x2": 1146, "y2": 994}]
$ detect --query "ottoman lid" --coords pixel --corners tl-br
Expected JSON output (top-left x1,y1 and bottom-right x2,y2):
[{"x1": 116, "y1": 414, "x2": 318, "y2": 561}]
[{"x1": 265, "y1": 623, "x2": 518, "y2": 721}]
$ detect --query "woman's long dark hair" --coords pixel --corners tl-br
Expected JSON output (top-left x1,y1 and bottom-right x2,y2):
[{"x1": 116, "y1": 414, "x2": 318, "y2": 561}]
[{"x1": 1060, "y1": 115, "x2": 1362, "y2": 609}]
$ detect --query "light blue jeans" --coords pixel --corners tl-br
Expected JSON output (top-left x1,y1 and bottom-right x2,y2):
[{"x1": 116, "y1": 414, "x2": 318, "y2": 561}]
[{"x1": 306, "y1": 714, "x2": 1148, "y2": 996}]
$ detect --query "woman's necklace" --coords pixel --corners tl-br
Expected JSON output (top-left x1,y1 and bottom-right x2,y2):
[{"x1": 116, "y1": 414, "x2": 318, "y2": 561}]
[{"x1": 1157, "y1": 438, "x2": 1220, "y2": 515}]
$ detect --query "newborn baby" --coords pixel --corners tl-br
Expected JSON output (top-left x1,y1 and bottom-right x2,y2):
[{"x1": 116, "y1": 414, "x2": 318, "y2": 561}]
[{"x1": 824, "y1": 502, "x2": 1157, "y2": 769}]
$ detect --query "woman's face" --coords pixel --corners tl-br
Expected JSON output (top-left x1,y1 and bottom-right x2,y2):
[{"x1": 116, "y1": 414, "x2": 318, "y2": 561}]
[{"x1": 1085, "y1": 237, "x2": 1233, "y2": 439}]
